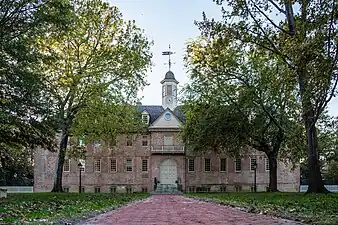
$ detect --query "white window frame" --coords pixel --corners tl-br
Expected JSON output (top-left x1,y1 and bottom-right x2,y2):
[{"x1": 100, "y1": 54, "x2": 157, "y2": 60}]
[
  {"x1": 188, "y1": 159, "x2": 195, "y2": 172},
  {"x1": 265, "y1": 158, "x2": 270, "y2": 171},
  {"x1": 204, "y1": 158, "x2": 211, "y2": 172},
  {"x1": 110, "y1": 158, "x2": 117, "y2": 172},
  {"x1": 220, "y1": 158, "x2": 226, "y2": 172},
  {"x1": 142, "y1": 159, "x2": 148, "y2": 172},
  {"x1": 126, "y1": 159, "x2": 133, "y2": 172},
  {"x1": 63, "y1": 159, "x2": 70, "y2": 172},
  {"x1": 235, "y1": 158, "x2": 242, "y2": 172},
  {"x1": 94, "y1": 159, "x2": 101, "y2": 172},
  {"x1": 250, "y1": 157, "x2": 257, "y2": 172}
]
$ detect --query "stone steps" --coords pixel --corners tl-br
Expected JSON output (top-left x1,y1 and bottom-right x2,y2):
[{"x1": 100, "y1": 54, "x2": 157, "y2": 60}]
[{"x1": 151, "y1": 184, "x2": 183, "y2": 195}]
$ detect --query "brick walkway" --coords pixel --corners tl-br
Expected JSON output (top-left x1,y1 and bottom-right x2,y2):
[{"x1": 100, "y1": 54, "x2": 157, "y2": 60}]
[{"x1": 79, "y1": 195, "x2": 304, "y2": 225}]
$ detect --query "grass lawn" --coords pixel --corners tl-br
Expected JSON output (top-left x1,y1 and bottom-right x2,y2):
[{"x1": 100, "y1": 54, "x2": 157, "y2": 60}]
[
  {"x1": 0, "y1": 192, "x2": 150, "y2": 225},
  {"x1": 185, "y1": 192, "x2": 338, "y2": 225}
]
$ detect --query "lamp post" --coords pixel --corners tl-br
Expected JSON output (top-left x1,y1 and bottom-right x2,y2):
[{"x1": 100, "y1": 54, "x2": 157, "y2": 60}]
[
  {"x1": 78, "y1": 162, "x2": 83, "y2": 193},
  {"x1": 253, "y1": 161, "x2": 257, "y2": 192}
]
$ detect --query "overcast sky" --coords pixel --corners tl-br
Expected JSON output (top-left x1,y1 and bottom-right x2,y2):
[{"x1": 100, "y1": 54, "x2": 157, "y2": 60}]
[{"x1": 109, "y1": 0, "x2": 338, "y2": 117}]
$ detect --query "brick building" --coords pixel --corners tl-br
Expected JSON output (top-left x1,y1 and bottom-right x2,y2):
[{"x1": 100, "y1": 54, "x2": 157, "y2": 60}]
[{"x1": 34, "y1": 70, "x2": 300, "y2": 193}]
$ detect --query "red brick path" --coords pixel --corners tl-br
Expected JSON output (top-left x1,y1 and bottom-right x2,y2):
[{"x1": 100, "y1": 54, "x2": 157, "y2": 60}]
[{"x1": 79, "y1": 195, "x2": 304, "y2": 225}]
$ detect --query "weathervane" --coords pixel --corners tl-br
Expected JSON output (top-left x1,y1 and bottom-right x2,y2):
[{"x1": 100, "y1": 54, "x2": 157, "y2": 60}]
[{"x1": 162, "y1": 44, "x2": 175, "y2": 71}]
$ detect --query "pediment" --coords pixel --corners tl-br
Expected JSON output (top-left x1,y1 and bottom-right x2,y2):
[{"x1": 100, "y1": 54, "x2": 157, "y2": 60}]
[{"x1": 149, "y1": 108, "x2": 182, "y2": 129}]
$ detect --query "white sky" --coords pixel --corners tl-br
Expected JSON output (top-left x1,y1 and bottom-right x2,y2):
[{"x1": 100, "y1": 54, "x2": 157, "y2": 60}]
[{"x1": 109, "y1": 0, "x2": 338, "y2": 117}]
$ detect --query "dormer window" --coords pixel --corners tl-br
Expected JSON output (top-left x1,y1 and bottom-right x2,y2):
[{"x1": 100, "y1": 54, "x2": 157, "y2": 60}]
[{"x1": 141, "y1": 111, "x2": 149, "y2": 125}]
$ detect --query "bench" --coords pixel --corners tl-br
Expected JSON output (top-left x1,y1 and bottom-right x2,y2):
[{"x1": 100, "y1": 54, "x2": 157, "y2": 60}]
[{"x1": 0, "y1": 188, "x2": 7, "y2": 198}]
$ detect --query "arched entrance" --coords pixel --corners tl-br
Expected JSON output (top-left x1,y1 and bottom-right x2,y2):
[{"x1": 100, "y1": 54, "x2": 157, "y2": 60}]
[{"x1": 160, "y1": 159, "x2": 177, "y2": 185}]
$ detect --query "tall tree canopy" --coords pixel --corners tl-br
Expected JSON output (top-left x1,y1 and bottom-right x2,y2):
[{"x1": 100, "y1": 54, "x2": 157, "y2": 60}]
[
  {"x1": 196, "y1": 0, "x2": 338, "y2": 193},
  {"x1": 0, "y1": 0, "x2": 72, "y2": 180},
  {"x1": 181, "y1": 37, "x2": 303, "y2": 191},
  {"x1": 35, "y1": 0, "x2": 152, "y2": 192}
]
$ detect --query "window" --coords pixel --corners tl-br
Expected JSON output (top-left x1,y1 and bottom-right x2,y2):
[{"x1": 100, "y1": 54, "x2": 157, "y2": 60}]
[
  {"x1": 235, "y1": 158, "x2": 242, "y2": 172},
  {"x1": 95, "y1": 187, "x2": 101, "y2": 193},
  {"x1": 204, "y1": 158, "x2": 211, "y2": 172},
  {"x1": 63, "y1": 159, "x2": 70, "y2": 172},
  {"x1": 235, "y1": 185, "x2": 242, "y2": 192},
  {"x1": 110, "y1": 158, "x2": 117, "y2": 172},
  {"x1": 94, "y1": 140, "x2": 101, "y2": 153},
  {"x1": 79, "y1": 159, "x2": 85, "y2": 172},
  {"x1": 167, "y1": 85, "x2": 172, "y2": 95},
  {"x1": 142, "y1": 135, "x2": 148, "y2": 146},
  {"x1": 126, "y1": 136, "x2": 133, "y2": 146},
  {"x1": 251, "y1": 186, "x2": 255, "y2": 192},
  {"x1": 265, "y1": 158, "x2": 270, "y2": 171},
  {"x1": 188, "y1": 159, "x2": 195, "y2": 172},
  {"x1": 142, "y1": 159, "x2": 148, "y2": 172},
  {"x1": 250, "y1": 158, "x2": 257, "y2": 171},
  {"x1": 126, "y1": 187, "x2": 132, "y2": 193},
  {"x1": 220, "y1": 186, "x2": 226, "y2": 192},
  {"x1": 163, "y1": 136, "x2": 173, "y2": 145},
  {"x1": 126, "y1": 159, "x2": 133, "y2": 172},
  {"x1": 81, "y1": 186, "x2": 85, "y2": 193},
  {"x1": 142, "y1": 115, "x2": 148, "y2": 124},
  {"x1": 110, "y1": 186, "x2": 116, "y2": 193},
  {"x1": 220, "y1": 158, "x2": 226, "y2": 172},
  {"x1": 188, "y1": 187, "x2": 195, "y2": 193},
  {"x1": 94, "y1": 159, "x2": 101, "y2": 172},
  {"x1": 78, "y1": 136, "x2": 85, "y2": 147},
  {"x1": 142, "y1": 187, "x2": 148, "y2": 193},
  {"x1": 162, "y1": 86, "x2": 166, "y2": 97},
  {"x1": 63, "y1": 187, "x2": 69, "y2": 192}
]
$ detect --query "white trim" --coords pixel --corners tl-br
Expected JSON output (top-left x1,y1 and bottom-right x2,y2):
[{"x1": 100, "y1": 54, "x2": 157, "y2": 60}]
[
  {"x1": 250, "y1": 157, "x2": 257, "y2": 172},
  {"x1": 265, "y1": 158, "x2": 270, "y2": 171},
  {"x1": 126, "y1": 158, "x2": 133, "y2": 172},
  {"x1": 235, "y1": 158, "x2": 242, "y2": 172},
  {"x1": 188, "y1": 158, "x2": 195, "y2": 172},
  {"x1": 63, "y1": 159, "x2": 70, "y2": 172},
  {"x1": 204, "y1": 158, "x2": 211, "y2": 172},
  {"x1": 94, "y1": 159, "x2": 101, "y2": 172},
  {"x1": 109, "y1": 158, "x2": 117, "y2": 172}
]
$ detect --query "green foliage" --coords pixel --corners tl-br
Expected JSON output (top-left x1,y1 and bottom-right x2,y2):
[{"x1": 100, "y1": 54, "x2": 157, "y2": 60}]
[
  {"x1": 181, "y1": 37, "x2": 303, "y2": 162},
  {"x1": 0, "y1": 147, "x2": 34, "y2": 186},
  {"x1": 0, "y1": 0, "x2": 73, "y2": 151},
  {"x1": 185, "y1": 192, "x2": 338, "y2": 225},
  {"x1": 196, "y1": 0, "x2": 338, "y2": 192},
  {"x1": 0, "y1": 193, "x2": 150, "y2": 224}
]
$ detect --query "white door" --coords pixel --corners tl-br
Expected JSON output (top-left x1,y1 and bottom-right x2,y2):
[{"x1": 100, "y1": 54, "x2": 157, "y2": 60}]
[{"x1": 160, "y1": 159, "x2": 177, "y2": 184}]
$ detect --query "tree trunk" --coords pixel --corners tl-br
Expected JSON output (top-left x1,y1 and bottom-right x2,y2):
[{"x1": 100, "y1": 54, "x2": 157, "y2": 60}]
[
  {"x1": 51, "y1": 129, "x2": 69, "y2": 192},
  {"x1": 267, "y1": 151, "x2": 278, "y2": 192},
  {"x1": 305, "y1": 121, "x2": 328, "y2": 193}
]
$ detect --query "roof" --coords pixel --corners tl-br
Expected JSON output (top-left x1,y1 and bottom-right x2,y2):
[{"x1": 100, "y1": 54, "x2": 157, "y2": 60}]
[
  {"x1": 165, "y1": 71, "x2": 175, "y2": 79},
  {"x1": 160, "y1": 71, "x2": 179, "y2": 84},
  {"x1": 136, "y1": 105, "x2": 185, "y2": 124}
]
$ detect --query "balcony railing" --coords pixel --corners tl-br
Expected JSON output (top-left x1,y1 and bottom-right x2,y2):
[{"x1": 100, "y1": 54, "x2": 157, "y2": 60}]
[{"x1": 151, "y1": 145, "x2": 185, "y2": 153}]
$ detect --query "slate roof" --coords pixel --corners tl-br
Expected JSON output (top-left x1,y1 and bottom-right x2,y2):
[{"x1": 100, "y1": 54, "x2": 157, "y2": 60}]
[{"x1": 137, "y1": 105, "x2": 185, "y2": 125}]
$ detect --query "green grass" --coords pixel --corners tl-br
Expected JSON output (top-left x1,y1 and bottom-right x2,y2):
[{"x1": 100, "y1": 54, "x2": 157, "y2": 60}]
[
  {"x1": 0, "y1": 192, "x2": 150, "y2": 225},
  {"x1": 185, "y1": 192, "x2": 338, "y2": 225}
]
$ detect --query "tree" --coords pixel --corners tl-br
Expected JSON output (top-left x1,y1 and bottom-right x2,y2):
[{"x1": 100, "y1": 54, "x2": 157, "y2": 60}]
[
  {"x1": 36, "y1": 0, "x2": 152, "y2": 192},
  {"x1": 196, "y1": 0, "x2": 338, "y2": 193},
  {"x1": 181, "y1": 37, "x2": 303, "y2": 191},
  {"x1": 0, "y1": 0, "x2": 72, "y2": 173}
]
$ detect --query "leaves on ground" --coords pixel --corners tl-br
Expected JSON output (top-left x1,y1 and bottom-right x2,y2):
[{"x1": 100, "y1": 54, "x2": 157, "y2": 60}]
[
  {"x1": 185, "y1": 192, "x2": 338, "y2": 225},
  {"x1": 0, "y1": 193, "x2": 149, "y2": 224}
]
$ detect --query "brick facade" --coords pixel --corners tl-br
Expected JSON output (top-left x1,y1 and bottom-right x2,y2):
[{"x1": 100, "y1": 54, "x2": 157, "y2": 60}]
[
  {"x1": 34, "y1": 71, "x2": 300, "y2": 193},
  {"x1": 34, "y1": 132, "x2": 300, "y2": 193}
]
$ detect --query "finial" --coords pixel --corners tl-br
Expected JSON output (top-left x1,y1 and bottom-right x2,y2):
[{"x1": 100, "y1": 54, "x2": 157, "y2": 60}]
[{"x1": 162, "y1": 44, "x2": 175, "y2": 71}]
